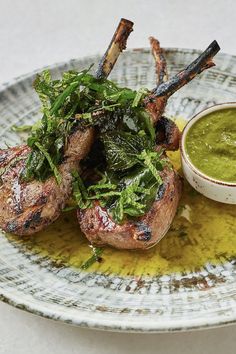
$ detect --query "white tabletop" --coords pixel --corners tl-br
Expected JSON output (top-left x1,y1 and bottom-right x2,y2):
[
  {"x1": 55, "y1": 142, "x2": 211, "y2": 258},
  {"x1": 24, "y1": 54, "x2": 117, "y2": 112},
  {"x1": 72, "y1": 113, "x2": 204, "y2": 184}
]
[{"x1": 0, "y1": 0, "x2": 235, "y2": 353}]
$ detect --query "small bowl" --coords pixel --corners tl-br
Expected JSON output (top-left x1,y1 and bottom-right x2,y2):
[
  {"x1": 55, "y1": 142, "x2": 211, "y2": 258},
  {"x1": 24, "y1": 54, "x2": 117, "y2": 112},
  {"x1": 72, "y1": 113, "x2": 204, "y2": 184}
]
[{"x1": 180, "y1": 102, "x2": 236, "y2": 204}]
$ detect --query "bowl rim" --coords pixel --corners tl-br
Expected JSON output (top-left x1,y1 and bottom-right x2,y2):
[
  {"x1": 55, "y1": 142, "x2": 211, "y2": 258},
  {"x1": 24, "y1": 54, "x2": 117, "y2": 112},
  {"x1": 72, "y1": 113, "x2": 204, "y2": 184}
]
[{"x1": 180, "y1": 102, "x2": 236, "y2": 187}]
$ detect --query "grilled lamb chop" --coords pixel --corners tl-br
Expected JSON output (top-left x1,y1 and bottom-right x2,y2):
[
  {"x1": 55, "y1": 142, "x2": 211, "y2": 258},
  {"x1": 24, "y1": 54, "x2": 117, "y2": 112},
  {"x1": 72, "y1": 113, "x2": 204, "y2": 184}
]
[
  {"x1": 0, "y1": 18, "x2": 134, "y2": 235},
  {"x1": 78, "y1": 39, "x2": 220, "y2": 250},
  {"x1": 144, "y1": 40, "x2": 220, "y2": 124}
]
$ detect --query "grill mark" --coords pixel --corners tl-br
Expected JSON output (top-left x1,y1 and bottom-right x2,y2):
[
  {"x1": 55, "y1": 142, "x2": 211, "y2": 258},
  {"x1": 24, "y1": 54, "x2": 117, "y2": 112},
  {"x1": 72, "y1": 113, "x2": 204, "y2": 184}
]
[
  {"x1": 0, "y1": 150, "x2": 10, "y2": 165},
  {"x1": 23, "y1": 210, "x2": 42, "y2": 230},
  {"x1": 134, "y1": 222, "x2": 152, "y2": 241}
]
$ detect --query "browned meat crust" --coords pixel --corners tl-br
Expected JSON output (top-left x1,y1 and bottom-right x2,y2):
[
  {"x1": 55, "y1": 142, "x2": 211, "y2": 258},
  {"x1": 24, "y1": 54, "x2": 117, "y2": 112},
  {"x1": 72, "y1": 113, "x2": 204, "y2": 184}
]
[
  {"x1": 78, "y1": 166, "x2": 182, "y2": 250},
  {"x1": 0, "y1": 128, "x2": 94, "y2": 235}
]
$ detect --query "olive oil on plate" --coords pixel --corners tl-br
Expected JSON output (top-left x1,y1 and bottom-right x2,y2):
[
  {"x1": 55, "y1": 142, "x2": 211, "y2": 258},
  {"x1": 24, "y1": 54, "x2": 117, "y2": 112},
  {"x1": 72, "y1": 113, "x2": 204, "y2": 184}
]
[{"x1": 7, "y1": 118, "x2": 236, "y2": 277}]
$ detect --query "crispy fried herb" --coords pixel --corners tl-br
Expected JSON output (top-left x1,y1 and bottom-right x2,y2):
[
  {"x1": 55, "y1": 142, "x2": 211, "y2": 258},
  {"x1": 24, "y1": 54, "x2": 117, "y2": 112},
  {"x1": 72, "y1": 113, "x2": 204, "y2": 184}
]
[
  {"x1": 101, "y1": 131, "x2": 152, "y2": 171},
  {"x1": 17, "y1": 66, "x2": 168, "y2": 224},
  {"x1": 23, "y1": 67, "x2": 148, "y2": 183},
  {"x1": 85, "y1": 148, "x2": 166, "y2": 223}
]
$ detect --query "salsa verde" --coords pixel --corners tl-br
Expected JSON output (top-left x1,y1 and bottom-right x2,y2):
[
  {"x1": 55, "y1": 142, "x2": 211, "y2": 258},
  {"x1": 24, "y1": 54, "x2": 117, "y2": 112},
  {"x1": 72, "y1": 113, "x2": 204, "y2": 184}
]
[{"x1": 185, "y1": 108, "x2": 236, "y2": 183}]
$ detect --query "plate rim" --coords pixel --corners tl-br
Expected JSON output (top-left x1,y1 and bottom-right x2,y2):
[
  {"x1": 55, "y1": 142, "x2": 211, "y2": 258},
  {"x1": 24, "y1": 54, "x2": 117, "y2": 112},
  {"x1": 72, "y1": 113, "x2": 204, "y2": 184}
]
[{"x1": 1, "y1": 283, "x2": 236, "y2": 333}]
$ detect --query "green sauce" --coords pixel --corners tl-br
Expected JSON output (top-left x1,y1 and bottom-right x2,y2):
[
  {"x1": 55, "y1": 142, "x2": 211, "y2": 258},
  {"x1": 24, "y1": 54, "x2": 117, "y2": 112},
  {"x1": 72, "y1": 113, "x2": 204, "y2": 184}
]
[{"x1": 185, "y1": 108, "x2": 236, "y2": 183}]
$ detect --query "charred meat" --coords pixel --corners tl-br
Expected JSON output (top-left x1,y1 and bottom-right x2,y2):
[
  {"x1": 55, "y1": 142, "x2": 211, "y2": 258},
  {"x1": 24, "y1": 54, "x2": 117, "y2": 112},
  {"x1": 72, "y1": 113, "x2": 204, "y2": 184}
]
[
  {"x1": 0, "y1": 19, "x2": 134, "y2": 235},
  {"x1": 78, "y1": 39, "x2": 220, "y2": 250}
]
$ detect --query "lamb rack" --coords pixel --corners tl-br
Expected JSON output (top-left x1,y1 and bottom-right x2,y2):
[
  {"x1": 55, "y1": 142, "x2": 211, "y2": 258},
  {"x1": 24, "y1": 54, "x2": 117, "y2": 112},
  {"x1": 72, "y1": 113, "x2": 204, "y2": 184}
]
[
  {"x1": 0, "y1": 19, "x2": 134, "y2": 235},
  {"x1": 78, "y1": 39, "x2": 220, "y2": 250}
]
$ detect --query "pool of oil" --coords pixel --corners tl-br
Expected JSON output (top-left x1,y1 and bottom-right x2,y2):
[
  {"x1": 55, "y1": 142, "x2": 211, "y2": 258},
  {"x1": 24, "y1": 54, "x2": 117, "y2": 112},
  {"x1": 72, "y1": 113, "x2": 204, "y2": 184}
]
[{"x1": 6, "y1": 118, "x2": 236, "y2": 277}]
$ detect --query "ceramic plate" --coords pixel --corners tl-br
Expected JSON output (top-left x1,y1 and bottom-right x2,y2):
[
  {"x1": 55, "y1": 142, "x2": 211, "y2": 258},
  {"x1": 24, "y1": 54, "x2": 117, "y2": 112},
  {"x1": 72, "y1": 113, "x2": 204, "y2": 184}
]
[{"x1": 0, "y1": 48, "x2": 236, "y2": 332}]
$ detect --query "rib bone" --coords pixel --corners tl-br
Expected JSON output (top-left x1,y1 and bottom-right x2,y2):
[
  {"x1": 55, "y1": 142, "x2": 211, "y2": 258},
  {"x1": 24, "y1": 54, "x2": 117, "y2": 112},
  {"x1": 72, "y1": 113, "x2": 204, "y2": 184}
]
[
  {"x1": 149, "y1": 36, "x2": 168, "y2": 85},
  {"x1": 95, "y1": 18, "x2": 134, "y2": 79},
  {"x1": 145, "y1": 40, "x2": 220, "y2": 124}
]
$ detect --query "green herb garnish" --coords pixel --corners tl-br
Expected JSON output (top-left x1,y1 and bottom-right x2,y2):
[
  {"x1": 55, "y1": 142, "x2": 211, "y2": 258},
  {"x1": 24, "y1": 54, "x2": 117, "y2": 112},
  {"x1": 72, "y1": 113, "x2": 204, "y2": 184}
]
[
  {"x1": 12, "y1": 125, "x2": 32, "y2": 132},
  {"x1": 81, "y1": 246, "x2": 103, "y2": 269},
  {"x1": 16, "y1": 65, "x2": 169, "y2": 224},
  {"x1": 23, "y1": 67, "x2": 148, "y2": 183}
]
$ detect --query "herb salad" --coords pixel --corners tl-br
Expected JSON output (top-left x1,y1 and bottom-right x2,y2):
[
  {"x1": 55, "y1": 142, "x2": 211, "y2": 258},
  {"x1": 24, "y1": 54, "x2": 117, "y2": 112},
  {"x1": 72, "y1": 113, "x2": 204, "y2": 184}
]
[{"x1": 17, "y1": 67, "x2": 168, "y2": 224}]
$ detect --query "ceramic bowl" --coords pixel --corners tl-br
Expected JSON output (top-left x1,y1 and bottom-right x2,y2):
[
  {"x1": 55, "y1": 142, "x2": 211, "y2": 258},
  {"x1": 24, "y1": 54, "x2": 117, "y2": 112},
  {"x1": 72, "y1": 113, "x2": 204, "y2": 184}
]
[{"x1": 181, "y1": 103, "x2": 236, "y2": 204}]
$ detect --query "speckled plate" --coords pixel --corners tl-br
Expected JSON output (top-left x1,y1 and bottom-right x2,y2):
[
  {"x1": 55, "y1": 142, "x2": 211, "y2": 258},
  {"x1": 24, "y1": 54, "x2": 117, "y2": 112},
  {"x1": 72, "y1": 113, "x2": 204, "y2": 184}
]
[{"x1": 0, "y1": 48, "x2": 236, "y2": 332}]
